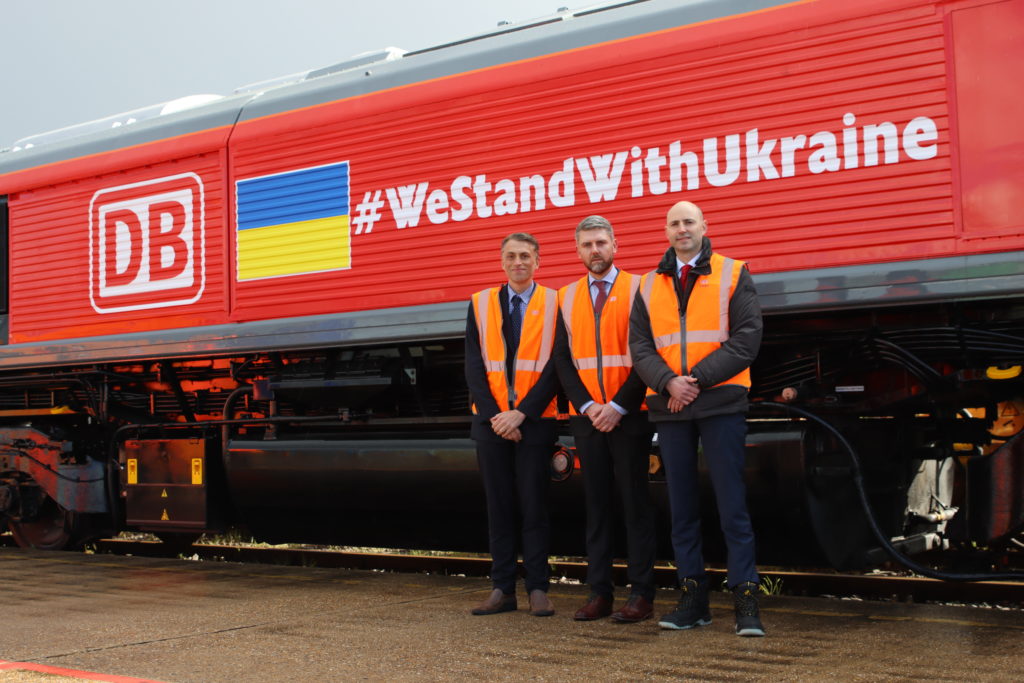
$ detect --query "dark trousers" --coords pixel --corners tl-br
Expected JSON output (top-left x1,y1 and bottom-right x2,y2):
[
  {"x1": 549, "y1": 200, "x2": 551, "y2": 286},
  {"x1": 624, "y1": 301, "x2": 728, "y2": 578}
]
[
  {"x1": 657, "y1": 412, "x2": 758, "y2": 588},
  {"x1": 475, "y1": 439, "x2": 551, "y2": 594},
  {"x1": 574, "y1": 420, "x2": 657, "y2": 600}
]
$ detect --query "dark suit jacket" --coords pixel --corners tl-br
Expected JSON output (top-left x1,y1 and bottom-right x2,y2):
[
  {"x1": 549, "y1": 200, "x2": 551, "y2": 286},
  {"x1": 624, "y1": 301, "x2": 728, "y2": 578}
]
[{"x1": 465, "y1": 284, "x2": 559, "y2": 444}]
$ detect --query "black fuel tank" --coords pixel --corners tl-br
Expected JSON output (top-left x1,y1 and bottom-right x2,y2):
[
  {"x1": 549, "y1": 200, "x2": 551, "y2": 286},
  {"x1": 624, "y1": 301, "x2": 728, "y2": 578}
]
[{"x1": 225, "y1": 425, "x2": 836, "y2": 565}]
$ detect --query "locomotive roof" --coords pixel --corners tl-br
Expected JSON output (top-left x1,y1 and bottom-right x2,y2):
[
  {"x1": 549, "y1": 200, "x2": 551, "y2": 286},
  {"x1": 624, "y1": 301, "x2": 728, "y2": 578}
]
[{"x1": 0, "y1": 0, "x2": 779, "y2": 177}]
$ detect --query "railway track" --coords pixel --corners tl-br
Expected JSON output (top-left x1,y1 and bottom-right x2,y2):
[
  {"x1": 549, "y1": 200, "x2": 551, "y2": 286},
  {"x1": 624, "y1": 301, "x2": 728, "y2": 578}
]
[{"x1": 81, "y1": 537, "x2": 1024, "y2": 607}]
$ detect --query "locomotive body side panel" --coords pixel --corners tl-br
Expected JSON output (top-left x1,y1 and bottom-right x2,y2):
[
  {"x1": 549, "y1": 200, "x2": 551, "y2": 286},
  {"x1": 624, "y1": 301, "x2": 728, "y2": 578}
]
[
  {"x1": 8, "y1": 151, "x2": 229, "y2": 343},
  {"x1": 946, "y1": 0, "x2": 1024, "y2": 241},
  {"x1": 0, "y1": 0, "x2": 1020, "y2": 347},
  {"x1": 226, "y1": 0, "x2": 983, "y2": 325}
]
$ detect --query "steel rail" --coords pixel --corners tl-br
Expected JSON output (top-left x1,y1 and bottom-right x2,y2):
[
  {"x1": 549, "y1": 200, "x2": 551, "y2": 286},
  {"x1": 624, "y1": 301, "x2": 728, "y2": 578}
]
[{"x1": 87, "y1": 538, "x2": 1024, "y2": 606}]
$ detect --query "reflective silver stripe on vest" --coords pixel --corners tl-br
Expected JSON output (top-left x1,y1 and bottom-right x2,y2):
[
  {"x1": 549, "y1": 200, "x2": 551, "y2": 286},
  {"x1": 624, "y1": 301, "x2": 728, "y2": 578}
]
[
  {"x1": 640, "y1": 273, "x2": 676, "y2": 353},
  {"x1": 536, "y1": 288, "x2": 558, "y2": 368},
  {"x1": 475, "y1": 290, "x2": 490, "y2": 346},
  {"x1": 627, "y1": 274, "x2": 640, "y2": 311},
  {"x1": 624, "y1": 274, "x2": 639, "y2": 365},
  {"x1": 574, "y1": 353, "x2": 632, "y2": 370},
  {"x1": 476, "y1": 290, "x2": 507, "y2": 372},
  {"x1": 640, "y1": 271, "x2": 655, "y2": 304},
  {"x1": 685, "y1": 331, "x2": 724, "y2": 342},
  {"x1": 604, "y1": 353, "x2": 631, "y2": 367},
  {"x1": 654, "y1": 331, "x2": 681, "y2": 348},
  {"x1": 716, "y1": 257, "x2": 735, "y2": 343}
]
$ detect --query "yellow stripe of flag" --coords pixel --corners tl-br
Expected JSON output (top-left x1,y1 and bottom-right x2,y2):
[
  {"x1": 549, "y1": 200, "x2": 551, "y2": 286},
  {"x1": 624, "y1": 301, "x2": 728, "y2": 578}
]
[{"x1": 237, "y1": 215, "x2": 350, "y2": 280}]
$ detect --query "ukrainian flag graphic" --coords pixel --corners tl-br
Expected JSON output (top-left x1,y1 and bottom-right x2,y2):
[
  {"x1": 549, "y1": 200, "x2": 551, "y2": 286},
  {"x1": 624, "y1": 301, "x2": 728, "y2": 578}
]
[{"x1": 236, "y1": 162, "x2": 350, "y2": 280}]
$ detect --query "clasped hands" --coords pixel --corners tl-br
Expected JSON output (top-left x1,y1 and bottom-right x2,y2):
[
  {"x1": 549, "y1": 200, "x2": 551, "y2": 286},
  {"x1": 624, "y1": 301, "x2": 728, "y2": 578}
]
[
  {"x1": 491, "y1": 409, "x2": 525, "y2": 442},
  {"x1": 584, "y1": 402, "x2": 623, "y2": 433},
  {"x1": 492, "y1": 375, "x2": 699, "y2": 437},
  {"x1": 666, "y1": 375, "x2": 700, "y2": 412}
]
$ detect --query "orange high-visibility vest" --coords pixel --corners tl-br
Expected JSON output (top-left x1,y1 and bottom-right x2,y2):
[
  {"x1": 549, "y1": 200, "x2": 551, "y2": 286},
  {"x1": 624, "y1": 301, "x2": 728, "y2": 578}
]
[
  {"x1": 638, "y1": 253, "x2": 751, "y2": 393},
  {"x1": 472, "y1": 285, "x2": 558, "y2": 417},
  {"x1": 558, "y1": 271, "x2": 644, "y2": 413}
]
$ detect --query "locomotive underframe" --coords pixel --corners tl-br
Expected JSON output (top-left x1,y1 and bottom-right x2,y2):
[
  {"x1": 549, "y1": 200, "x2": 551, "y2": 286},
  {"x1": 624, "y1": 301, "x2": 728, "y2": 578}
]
[{"x1": 0, "y1": 296, "x2": 1020, "y2": 572}]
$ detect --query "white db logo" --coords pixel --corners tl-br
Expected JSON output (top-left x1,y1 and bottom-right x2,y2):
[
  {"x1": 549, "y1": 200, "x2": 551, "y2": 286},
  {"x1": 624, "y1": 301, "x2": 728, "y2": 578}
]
[{"x1": 89, "y1": 173, "x2": 205, "y2": 313}]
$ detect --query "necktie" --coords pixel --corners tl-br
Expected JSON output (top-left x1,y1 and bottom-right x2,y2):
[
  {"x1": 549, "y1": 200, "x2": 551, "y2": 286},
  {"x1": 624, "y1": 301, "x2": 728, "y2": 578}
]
[
  {"x1": 593, "y1": 280, "x2": 608, "y2": 316},
  {"x1": 510, "y1": 294, "x2": 523, "y2": 342},
  {"x1": 679, "y1": 264, "x2": 692, "y2": 289}
]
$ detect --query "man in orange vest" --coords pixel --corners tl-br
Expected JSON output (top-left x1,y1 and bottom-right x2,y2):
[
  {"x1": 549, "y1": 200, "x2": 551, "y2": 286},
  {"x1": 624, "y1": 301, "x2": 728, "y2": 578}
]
[
  {"x1": 630, "y1": 201, "x2": 765, "y2": 637},
  {"x1": 464, "y1": 232, "x2": 560, "y2": 617},
  {"x1": 553, "y1": 215, "x2": 657, "y2": 623}
]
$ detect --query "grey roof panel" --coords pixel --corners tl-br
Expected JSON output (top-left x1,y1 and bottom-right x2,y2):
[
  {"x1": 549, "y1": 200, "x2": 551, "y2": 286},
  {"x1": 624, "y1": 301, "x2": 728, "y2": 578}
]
[
  {"x1": 237, "y1": 0, "x2": 780, "y2": 123},
  {"x1": 0, "y1": 0, "x2": 780, "y2": 176},
  {"x1": 0, "y1": 93, "x2": 251, "y2": 177}
]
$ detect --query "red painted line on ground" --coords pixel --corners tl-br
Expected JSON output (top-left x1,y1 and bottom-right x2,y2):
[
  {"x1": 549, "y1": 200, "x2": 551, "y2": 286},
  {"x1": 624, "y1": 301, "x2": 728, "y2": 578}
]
[{"x1": 0, "y1": 660, "x2": 166, "y2": 682}]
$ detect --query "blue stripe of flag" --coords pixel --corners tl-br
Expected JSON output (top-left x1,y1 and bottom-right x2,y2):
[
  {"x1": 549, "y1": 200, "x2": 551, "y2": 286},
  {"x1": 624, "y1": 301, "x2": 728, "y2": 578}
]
[{"x1": 237, "y1": 162, "x2": 349, "y2": 231}]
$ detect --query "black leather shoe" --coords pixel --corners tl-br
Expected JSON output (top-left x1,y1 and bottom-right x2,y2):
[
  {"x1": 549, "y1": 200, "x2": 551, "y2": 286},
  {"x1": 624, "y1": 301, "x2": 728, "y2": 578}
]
[
  {"x1": 611, "y1": 594, "x2": 654, "y2": 623},
  {"x1": 471, "y1": 588, "x2": 517, "y2": 615},
  {"x1": 574, "y1": 594, "x2": 613, "y2": 621}
]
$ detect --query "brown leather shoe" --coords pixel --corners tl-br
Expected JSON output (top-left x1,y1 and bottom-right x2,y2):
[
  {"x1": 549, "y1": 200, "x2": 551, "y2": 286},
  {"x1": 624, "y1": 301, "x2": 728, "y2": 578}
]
[
  {"x1": 574, "y1": 594, "x2": 613, "y2": 621},
  {"x1": 528, "y1": 589, "x2": 555, "y2": 617},
  {"x1": 471, "y1": 588, "x2": 517, "y2": 615},
  {"x1": 610, "y1": 594, "x2": 653, "y2": 623}
]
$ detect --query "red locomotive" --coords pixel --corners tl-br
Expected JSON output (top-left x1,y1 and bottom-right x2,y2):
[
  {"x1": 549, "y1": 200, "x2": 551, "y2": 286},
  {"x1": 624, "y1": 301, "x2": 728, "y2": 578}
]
[{"x1": 0, "y1": 0, "x2": 1020, "y2": 576}]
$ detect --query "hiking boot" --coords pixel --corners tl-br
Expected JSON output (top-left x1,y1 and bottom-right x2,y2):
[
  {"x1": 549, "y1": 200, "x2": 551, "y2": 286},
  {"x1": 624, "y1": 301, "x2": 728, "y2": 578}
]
[
  {"x1": 733, "y1": 581, "x2": 765, "y2": 637},
  {"x1": 658, "y1": 577, "x2": 711, "y2": 630}
]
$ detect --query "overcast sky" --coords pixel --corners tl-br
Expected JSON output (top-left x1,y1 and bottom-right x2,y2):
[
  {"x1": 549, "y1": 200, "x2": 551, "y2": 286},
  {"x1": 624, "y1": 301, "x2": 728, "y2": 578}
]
[{"x1": 1, "y1": 0, "x2": 583, "y2": 147}]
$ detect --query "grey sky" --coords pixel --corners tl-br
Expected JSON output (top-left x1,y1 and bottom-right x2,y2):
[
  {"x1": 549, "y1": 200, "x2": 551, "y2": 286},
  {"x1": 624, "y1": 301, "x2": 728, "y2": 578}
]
[{"x1": 1, "y1": 0, "x2": 581, "y2": 147}]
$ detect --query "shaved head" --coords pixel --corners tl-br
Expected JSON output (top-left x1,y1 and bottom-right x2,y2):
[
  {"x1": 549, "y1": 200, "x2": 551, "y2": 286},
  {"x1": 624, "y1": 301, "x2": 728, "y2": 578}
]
[
  {"x1": 665, "y1": 201, "x2": 707, "y2": 261},
  {"x1": 667, "y1": 200, "x2": 704, "y2": 222}
]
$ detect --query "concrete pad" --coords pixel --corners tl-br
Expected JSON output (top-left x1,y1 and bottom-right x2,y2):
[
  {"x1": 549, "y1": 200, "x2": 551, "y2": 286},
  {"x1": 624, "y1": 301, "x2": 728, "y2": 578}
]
[{"x1": 1, "y1": 548, "x2": 1021, "y2": 681}]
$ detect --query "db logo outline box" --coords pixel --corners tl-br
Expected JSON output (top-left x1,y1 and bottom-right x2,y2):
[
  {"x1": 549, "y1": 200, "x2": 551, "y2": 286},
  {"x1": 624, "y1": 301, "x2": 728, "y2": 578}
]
[{"x1": 89, "y1": 173, "x2": 206, "y2": 314}]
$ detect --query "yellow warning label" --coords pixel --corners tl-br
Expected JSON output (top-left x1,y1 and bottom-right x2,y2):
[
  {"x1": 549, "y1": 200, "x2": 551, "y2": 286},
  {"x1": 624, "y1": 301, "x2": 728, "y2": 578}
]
[
  {"x1": 191, "y1": 458, "x2": 203, "y2": 485},
  {"x1": 161, "y1": 489, "x2": 168, "y2": 498},
  {"x1": 127, "y1": 459, "x2": 138, "y2": 485},
  {"x1": 161, "y1": 509, "x2": 169, "y2": 521}
]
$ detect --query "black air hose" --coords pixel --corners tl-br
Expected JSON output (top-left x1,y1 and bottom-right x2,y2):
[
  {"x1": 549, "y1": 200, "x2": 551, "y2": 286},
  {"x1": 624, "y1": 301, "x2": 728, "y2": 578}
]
[{"x1": 758, "y1": 401, "x2": 1024, "y2": 582}]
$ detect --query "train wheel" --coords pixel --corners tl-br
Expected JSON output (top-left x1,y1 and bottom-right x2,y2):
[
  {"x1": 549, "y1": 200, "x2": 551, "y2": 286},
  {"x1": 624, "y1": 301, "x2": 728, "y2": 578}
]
[{"x1": 7, "y1": 493, "x2": 80, "y2": 550}]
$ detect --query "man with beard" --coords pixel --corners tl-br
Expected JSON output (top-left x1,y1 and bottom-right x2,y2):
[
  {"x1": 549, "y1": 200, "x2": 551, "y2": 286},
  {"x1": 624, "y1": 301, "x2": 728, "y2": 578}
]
[{"x1": 554, "y1": 215, "x2": 657, "y2": 623}]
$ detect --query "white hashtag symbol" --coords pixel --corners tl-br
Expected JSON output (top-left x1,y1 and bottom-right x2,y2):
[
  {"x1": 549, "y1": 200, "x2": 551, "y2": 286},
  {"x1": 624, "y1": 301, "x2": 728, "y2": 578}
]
[{"x1": 352, "y1": 190, "x2": 385, "y2": 234}]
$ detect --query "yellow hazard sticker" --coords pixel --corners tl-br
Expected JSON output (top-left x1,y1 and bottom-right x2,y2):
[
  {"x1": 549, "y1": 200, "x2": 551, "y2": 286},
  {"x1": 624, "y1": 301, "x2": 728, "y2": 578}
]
[
  {"x1": 127, "y1": 459, "x2": 137, "y2": 484},
  {"x1": 191, "y1": 458, "x2": 203, "y2": 485},
  {"x1": 161, "y1": 509, "x2": 169, "y2": 521},
  {"x1": 161, "y1": 489, "x2": 168, "y2": 498}
]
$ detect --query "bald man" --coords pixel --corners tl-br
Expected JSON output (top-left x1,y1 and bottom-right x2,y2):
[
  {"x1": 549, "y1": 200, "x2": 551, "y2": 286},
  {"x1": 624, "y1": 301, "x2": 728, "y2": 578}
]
[{"x1": 629, "y1": 201, "x2": 765, "y2": 637}]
